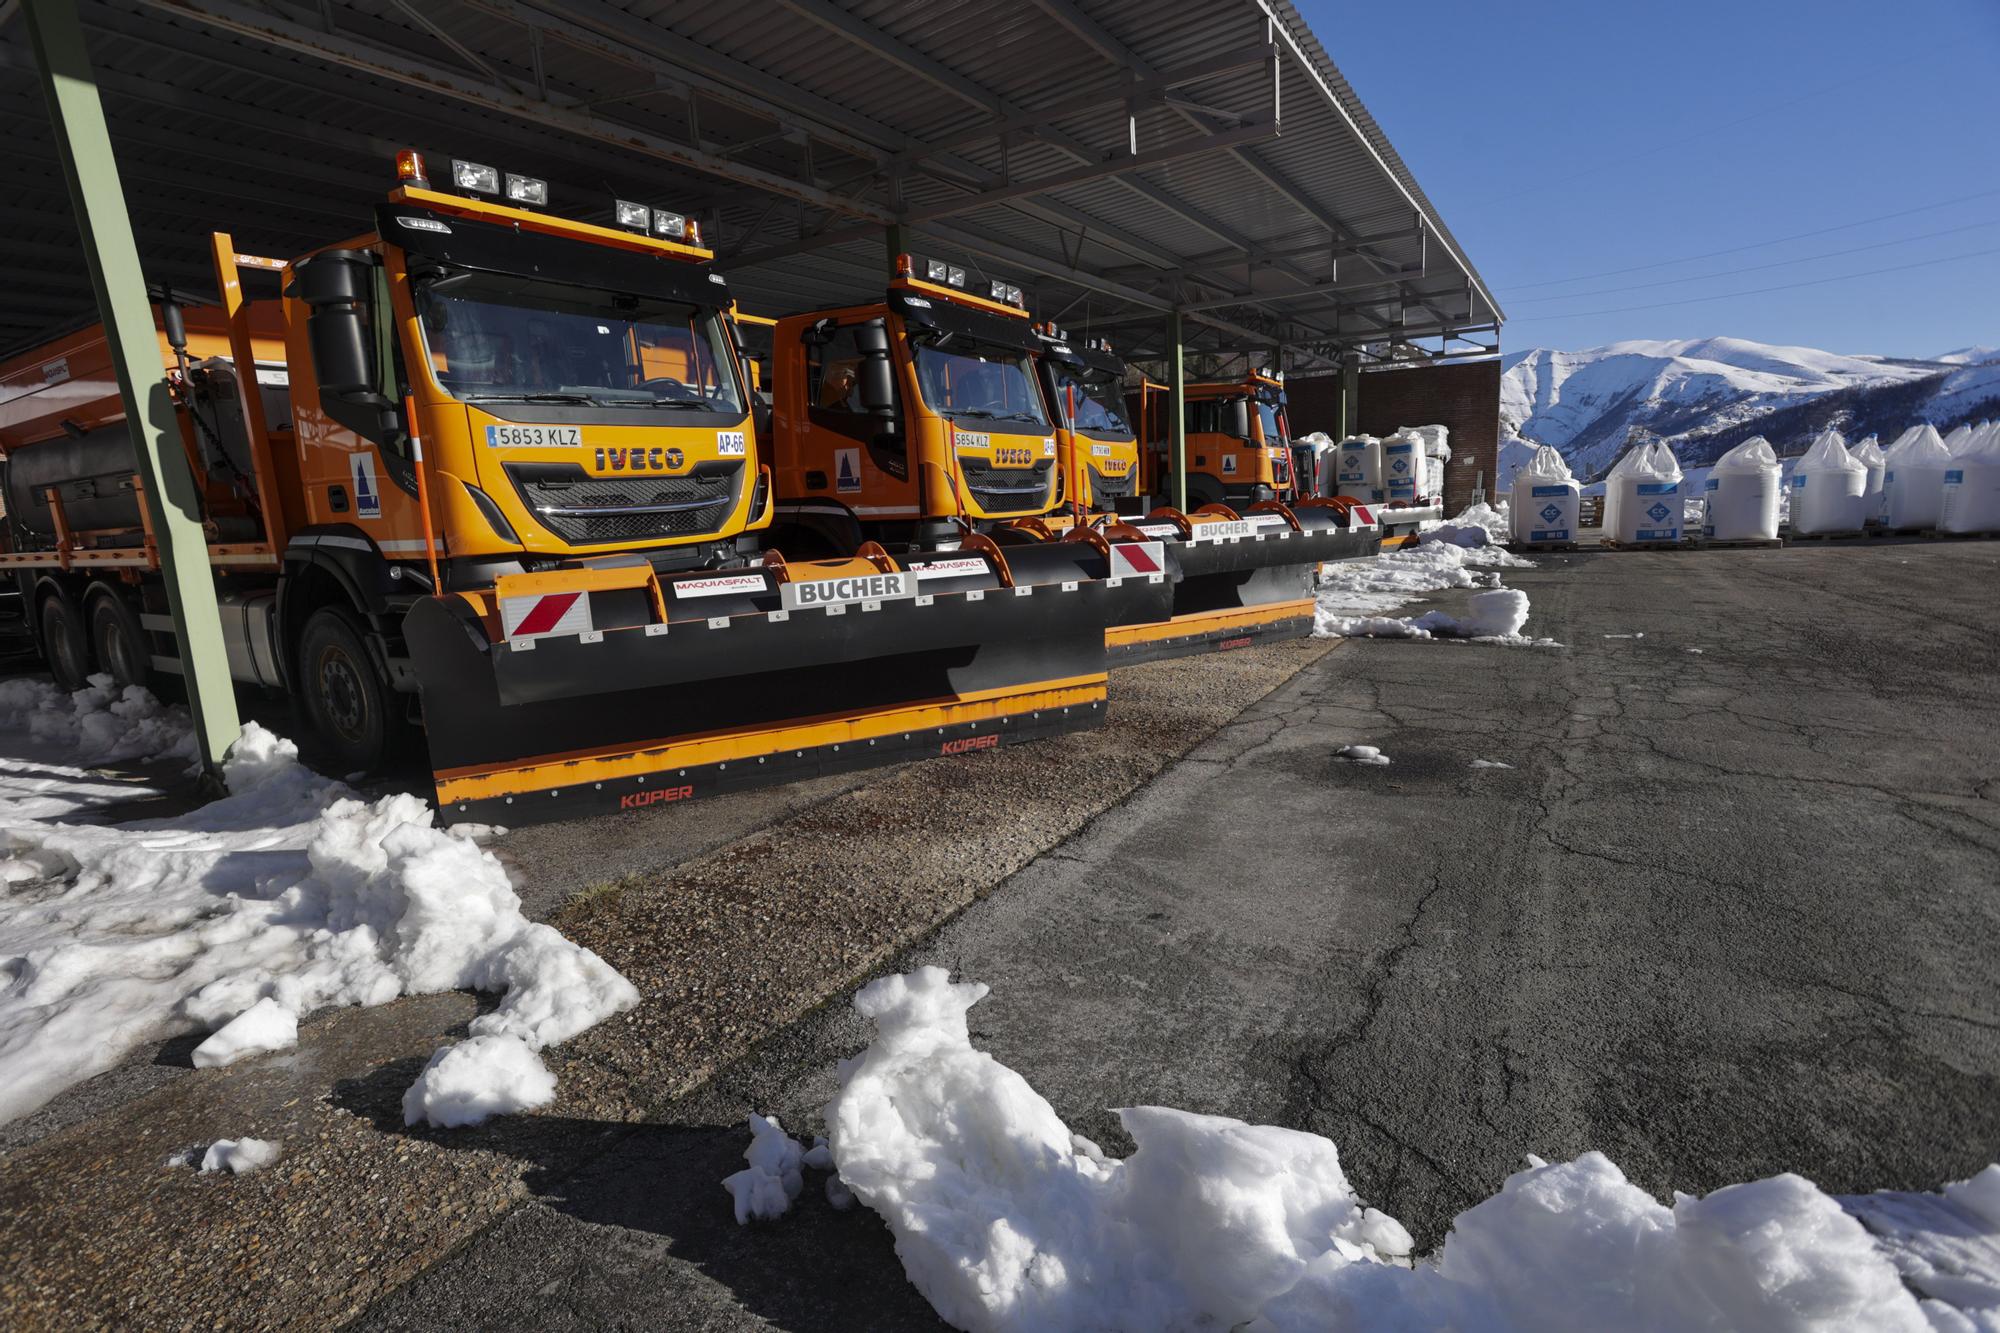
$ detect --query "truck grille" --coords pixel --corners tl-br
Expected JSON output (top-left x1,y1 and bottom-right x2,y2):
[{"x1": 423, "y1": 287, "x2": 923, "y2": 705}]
[
  {"x1": 1088, "y1": 464, "x2": 1133, "y2": 500},
  {"x1": 505, "y1": 461, "x2": 743, "y2": 546},
  {"x1": 958, "y1": 458, "x2": 1052, "y2": 514}
]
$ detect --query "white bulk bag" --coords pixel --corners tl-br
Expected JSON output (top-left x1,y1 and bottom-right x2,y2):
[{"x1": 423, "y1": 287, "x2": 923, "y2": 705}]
[
  {"x1": 1604, "y1": 441, "x2": 1684, "y2": 543},
  {"x1": 1508, "y1": 445, "x2": 1581, "y2": 544},
  {"x1": 1703, "y1": 436, "x2": 1782, "y2": 541},
  {"x1": 1336, "y1": 434, "x2": 1383, "y2": 500},
  {"x1": 1942, "y1": 423, "x2": 1977, "y2": 457},
  {"x1": 1789, "y1": 429, "x2": 1868, "y2": 535},
  {"x1": 1847, "y1": 434, "x2": 1886, "y2": 520},
  {"x1": 1881, "y1": 424, "x2": 1953, "y2": 530},
  {"x1": 1940, "y1": 422, "x2": 2000, "y2": 533},
  {"x1": 1382, "y1": 431, "x2": 1421, "y2": 501}
]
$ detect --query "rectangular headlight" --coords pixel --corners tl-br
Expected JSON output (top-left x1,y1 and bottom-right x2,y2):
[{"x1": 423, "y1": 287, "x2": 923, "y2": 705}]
[
  {"x1": 451, "y1": 159, "x2": 499, "y2": 194},
  {"x1": 947, "y1": 266, "x2": 966, "y2": 288},
  {"x1": 1006, "y1": 285, "x2": 1023, "y2": 306},
  {"x1": 990, "y1": 280, "x2": 1009, "y2": 301},
  {"x1": 504, "y1": 173, "x2": 547, "y2": 206},
  {"x1": 925, "y1": 258, "x2": 949, "y2": 282},
  {"x1": 652, "y1": 210, "x2": 687, "y2": 239},
  {"x1": 614, "y1": 199, "x2": 651, "y2": 230}
]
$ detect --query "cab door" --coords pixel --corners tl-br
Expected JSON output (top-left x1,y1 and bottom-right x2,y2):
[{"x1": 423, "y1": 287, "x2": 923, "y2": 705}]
[{"x1": 794, "y1": 318, "x2": 915, "y2": 518}]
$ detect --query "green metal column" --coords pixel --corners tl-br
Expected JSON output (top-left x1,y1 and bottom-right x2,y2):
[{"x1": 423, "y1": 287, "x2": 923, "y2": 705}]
[
  {"x1": 23, "y1": 0, "x2": 240, "y2": 776},
  {"x1": 1167, "y1": 308, "x2": 1187, "y2": 512},
  {"x1": 1340, "y1": 355, "x2": 1360, "y2": 439}
]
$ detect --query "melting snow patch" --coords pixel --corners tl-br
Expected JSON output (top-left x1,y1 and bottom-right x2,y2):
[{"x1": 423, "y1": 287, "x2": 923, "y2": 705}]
[
  {"x1": 1317, "y1": 544, "x2": 1549, "y2": 646},
  {"x1": 403, "y1": 1034, "x2": 556, "y2": 1129},
  {"x1": 0, "y1": 721, "x2": 638, "y2": 1126},
  {"x1": 1469, "y1": 760, "x2": 1515, "y2": 770},
  {"x1": 819, "y1": 968, "x2": 1993, "y2": 1333},
  {"x1": 198, "y1": 1137, "x2": 281, "y2": 1175},
  {"x1": 1686, "y1": 647, "x2": 1706, "y2": 654},
  {"x1": 1336, "y1": 745, "x2": 1391, "y2": 766},
  {"x1": 190, "y1": 996, "x2": 298, "y2": 1070}
]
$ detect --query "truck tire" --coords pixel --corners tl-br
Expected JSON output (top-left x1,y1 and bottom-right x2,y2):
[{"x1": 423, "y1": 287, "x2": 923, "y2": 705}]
[
  {"x1": 87, "y1": 591, "x2": 152, "y2": 692},
  {"x1": 39, "y1": 593, "x2": 93, "y2": 692},
  {"x1": 297, "y1": 606, "x2": 403, "y2": 775}
]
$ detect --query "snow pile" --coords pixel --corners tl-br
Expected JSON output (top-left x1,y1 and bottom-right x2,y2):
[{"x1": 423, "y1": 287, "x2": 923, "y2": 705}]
[
  {"x1": 1336, "y1": 745, "x2": 1391, "y2": 766},
  {"x1": 0, "y1": 674, "x2": 196, "y2": 769},
  {"x1": 199, "y1": 1137, "x2": 281, "y2": 1175},
  {"x1": 1844, "y1": 1166, "x2": 2000, "y2": 1315},
  {"x1": 723, "y1": 1112, "x2": 810, "y2": 1224},
  {"x1": 1469, "y1": 760, "x2": 1515, "y2": 770},
  {"x1": 821, "y1": 969, "x2": 1993, "y2": 1333},
  {"x1": 403, "y1": 1035, "x2": 556, "y2": 1129},
  {"x1": 1315, "y1": 541, "x2": 1527, "y2": 627},
  {"x1": 0, "y1": 722, "x2": 639, "y2": 1126},
  {"x1": 1421, "y1": 502, "x2": 1509, "y2": 548}
]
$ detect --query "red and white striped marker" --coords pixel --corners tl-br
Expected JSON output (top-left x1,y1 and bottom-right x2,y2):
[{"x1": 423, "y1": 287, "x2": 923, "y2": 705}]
[
  {"x1": 1109, "y1": 540, "x2": 1167, "y2": 578},
  {"x1": 502, "y1": 590, "x2": 594, "y2": 640}
]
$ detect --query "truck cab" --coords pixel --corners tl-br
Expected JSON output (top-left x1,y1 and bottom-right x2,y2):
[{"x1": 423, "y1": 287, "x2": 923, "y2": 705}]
[
  {"x1": 1034, "y1": 331, "x2": 1140, "y2": 515},
  {"x1": 762, "y1": 254, "x2": 1058, "y2": 554},
  {"x1": 1135, "y1": 370, "x2": 1297, "y2": 510}
]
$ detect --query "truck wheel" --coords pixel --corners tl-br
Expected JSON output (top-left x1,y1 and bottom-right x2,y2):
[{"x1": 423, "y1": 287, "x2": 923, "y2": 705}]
[
  {"x1": 39, "y1": 594, "x2": 93, "y2": 692},
  {"x1": 297, "y1": 607, "x2": 403, "y2": 775},
  {"x1": 87, "y1": 593, "x2": 152, "y2": 692}
]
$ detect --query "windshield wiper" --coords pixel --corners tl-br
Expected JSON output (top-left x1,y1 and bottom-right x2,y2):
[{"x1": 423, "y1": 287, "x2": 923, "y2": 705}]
[
  {"x1": 949, "y1": 409, "x2": 1044, "y2": 425},
  {"x1": 462, "y1": 392, "x2": 596, "y2": 405}
]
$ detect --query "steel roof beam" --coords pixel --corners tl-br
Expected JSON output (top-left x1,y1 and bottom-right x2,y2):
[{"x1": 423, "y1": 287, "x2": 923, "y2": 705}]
[{"x1": 129, "y1": 0, "x2": 898, "y2": 222}]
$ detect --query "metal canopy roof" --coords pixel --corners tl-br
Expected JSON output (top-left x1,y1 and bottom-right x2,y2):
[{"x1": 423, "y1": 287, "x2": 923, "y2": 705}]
[{"x1": 0, "y1": 0, "x2": 1501, "y2": 370}]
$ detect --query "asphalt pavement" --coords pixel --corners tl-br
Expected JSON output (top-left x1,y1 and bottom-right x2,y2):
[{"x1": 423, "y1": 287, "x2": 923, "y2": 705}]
[{"x1": 358, "y1": 538, "x2": 2000, "y2": 1330}]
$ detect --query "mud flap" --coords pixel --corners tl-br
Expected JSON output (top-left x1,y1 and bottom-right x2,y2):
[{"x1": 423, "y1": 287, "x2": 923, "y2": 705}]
[{"x1": 408, "y1": 579, "x2": 1115, "y2": 826}]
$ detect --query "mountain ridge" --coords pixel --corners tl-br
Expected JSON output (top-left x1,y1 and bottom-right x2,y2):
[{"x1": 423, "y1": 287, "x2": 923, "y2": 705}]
[{"x1": 1501, "y1": 336, "x2": 2000, "y2": 481}]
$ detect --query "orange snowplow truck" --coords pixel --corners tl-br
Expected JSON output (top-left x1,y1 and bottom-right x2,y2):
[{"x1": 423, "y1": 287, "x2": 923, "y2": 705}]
[
  {"x1": 1133, "y1": 370, "x2": 1300, "y2": 510},
  {"x1": 0, "y1": 157, "x2": 1126, "y2": 825}
]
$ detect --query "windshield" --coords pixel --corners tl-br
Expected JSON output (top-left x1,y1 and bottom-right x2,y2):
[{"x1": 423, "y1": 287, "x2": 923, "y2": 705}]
[
  {"x1": 912, "y1": 338, "x2": 1048, "y2": 428},
  {"x1": 1256, "y1": 400, "x2": 1288, "y2": 447},
  {"x1": 1049, "y1": 364, "x2": 1131, "y2": 437},
  {"x1": 413, "y1": 271, "x2": 743, "y2": 414}
]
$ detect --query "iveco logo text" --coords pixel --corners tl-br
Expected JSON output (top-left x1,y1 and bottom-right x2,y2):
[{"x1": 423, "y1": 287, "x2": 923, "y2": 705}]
[{"x1": 595, "y1": 446, "x2": 684, "y2": 472}]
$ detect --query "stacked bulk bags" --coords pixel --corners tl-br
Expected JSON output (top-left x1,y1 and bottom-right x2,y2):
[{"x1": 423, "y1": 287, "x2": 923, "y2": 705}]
[
  {"x1": 1508, "y1": 445, "x2": 1581, "y2": 546},
  {"x1": 1702, "y1": 436, "x2": 1783, "y2": 541},
  {"x1": 1604, "y1": 441, "x2": 1685, "y2": 544},
  {"x1": 1414, "y1": 425, "x2": 1451, "y2": 500},
  {"x1": 1848, "y1": 434, "x2": 1887, "y2": 523},
  {"x1": 1940, "y1": 422, "x2": 2000, "y2": 534},
  {"x1": 1881, "y1": 424, "x2": 1953, "y2": 531},
  {"x1": 1336, "y1": 434, "x2": 1383, "y2": 501},
  {"x1": 1789, "y1": 429, "x2": 1868, "y2": 535}
]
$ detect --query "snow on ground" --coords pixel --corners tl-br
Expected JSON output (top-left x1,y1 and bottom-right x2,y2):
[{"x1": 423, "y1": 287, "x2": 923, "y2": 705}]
[
  {"x1": 1336, "y1": 745, "x2": 1391, "y2": 766},
  {"x1": 0, "y1": 675, "x2": 198, "y2": 823},
  {"x1": 1316, "y1": 520, "x2": 1555, "y2": 647},
  {"x1": 723, "y1": 1112, "x2": 811, "y2": 1224},
  {"x1": 815, "y1": 967, "x2": 2000, "y2": 1333},
  {"x1": 198, "y1": 1137, "x2": 281, "y2": 1175},
  {"x1": 0, "y1": 684, "x2": 638, "y2": 1127},
  {"x1": 1469, "y1": 760, "x2": 1515, "y2": 770},
  {"x1": 403, "y1": 1034, "x2": 557, "y2": 1129}
]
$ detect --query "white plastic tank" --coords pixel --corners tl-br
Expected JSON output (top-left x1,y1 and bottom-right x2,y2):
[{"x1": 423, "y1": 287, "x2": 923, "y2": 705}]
[
  {"x1": 1702, "y1": 436, "x2": 1782, "y2": 541},
  {"x1": 1880, "y1": 423, "x2": 1953, "y2": 530},
  {"x1": 1789, "y1": 429, "x2": 1868, "y2": 535},
  {"x1": 1508, "y1": 445, "x2": 1581, "y2": 544},
  {"x1": 1335, "y1": 434, "x2": 1382, "y2": 500},
  {"x1": 1940, "y1": 422, "x2": 2000, "y2": 534},
  {"x1": 1382, "y1": 431, "x2": 1421, "y2": 502},
  {"x1": 1847, "y1": 434, "x2": 1886, "y2": 522},
  {"x1": 1603, "y1": 441, "x2": 1685, "y2": 544}
]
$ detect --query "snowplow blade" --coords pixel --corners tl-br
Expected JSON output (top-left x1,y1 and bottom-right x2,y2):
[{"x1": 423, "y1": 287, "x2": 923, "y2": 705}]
[
  {"x1": 408, "y1": 553, "x2": 1126, "y2": 826},
  {"x1": 1108, "y1": 501, "x2": 1381, "y2": 665}
]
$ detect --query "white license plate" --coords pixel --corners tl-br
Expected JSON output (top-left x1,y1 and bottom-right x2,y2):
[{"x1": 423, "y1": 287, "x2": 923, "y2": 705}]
[{"x1": 485, "y1": 424, "x2": 582, "y2": 448}]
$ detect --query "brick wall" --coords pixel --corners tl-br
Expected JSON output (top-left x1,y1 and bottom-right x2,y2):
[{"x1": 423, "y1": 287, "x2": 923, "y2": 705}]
[{"x1": 1286, "y1": 358, "x2": 1502, "y2": 515}]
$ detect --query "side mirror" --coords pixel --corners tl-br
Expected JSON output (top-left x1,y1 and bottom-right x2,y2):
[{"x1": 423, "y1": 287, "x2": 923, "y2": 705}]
[
  {"x1": 855, "y1": 319, "x2": 896, "y2": 416},
  {"x1": 1227, "y1": 400, "x2": 1251, "y2": 440},
  {"x1": 293, "y1": 251, "x2": 378, "y2": 400},
  {"x1": 803, "y1": 317, "x2": 838, "y2": 347}
]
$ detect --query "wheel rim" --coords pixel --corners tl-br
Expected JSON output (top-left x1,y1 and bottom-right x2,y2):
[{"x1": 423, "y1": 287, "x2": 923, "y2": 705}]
[
  {"x1": 45, "y1": 607, "x2": 81, "y2": 687},
  {"x1": 100, "y1": 614, "x2": 139, "y2": 686},
  {"x1": 314, "y1": 644, "x2": 370, "y2": 744}
]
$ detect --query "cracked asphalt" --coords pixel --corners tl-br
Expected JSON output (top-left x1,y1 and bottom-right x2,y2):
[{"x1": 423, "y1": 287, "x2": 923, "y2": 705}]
[{"x1": 360, "y1": 539, "x2": 2000, "y2": 1329}]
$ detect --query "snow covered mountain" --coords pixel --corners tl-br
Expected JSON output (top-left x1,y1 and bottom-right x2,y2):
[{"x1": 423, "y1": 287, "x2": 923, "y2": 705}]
[{"x1": 1501, "y1": 337, "x2": 2000, "y2": 481}]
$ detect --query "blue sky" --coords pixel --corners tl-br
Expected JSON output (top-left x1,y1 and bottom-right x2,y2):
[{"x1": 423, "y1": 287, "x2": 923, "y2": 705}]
[{"x1": 1302, "y1": 0, "x2": 2000, "y2": 358}]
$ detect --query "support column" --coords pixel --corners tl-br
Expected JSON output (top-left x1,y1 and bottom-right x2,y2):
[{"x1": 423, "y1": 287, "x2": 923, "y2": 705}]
[
  {"x1": 1339, "y1": 354, "x2": 1360, "y2": 439},
  {"x1": 884, "y1": 222, "x2": 909, "y2": 276},
  {"x1": 23, "y1": 0, "x2": 239, "y2": 777},
  {"x1": 1167, "y1": 308, "x2": 1187, "y2": 513}
]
